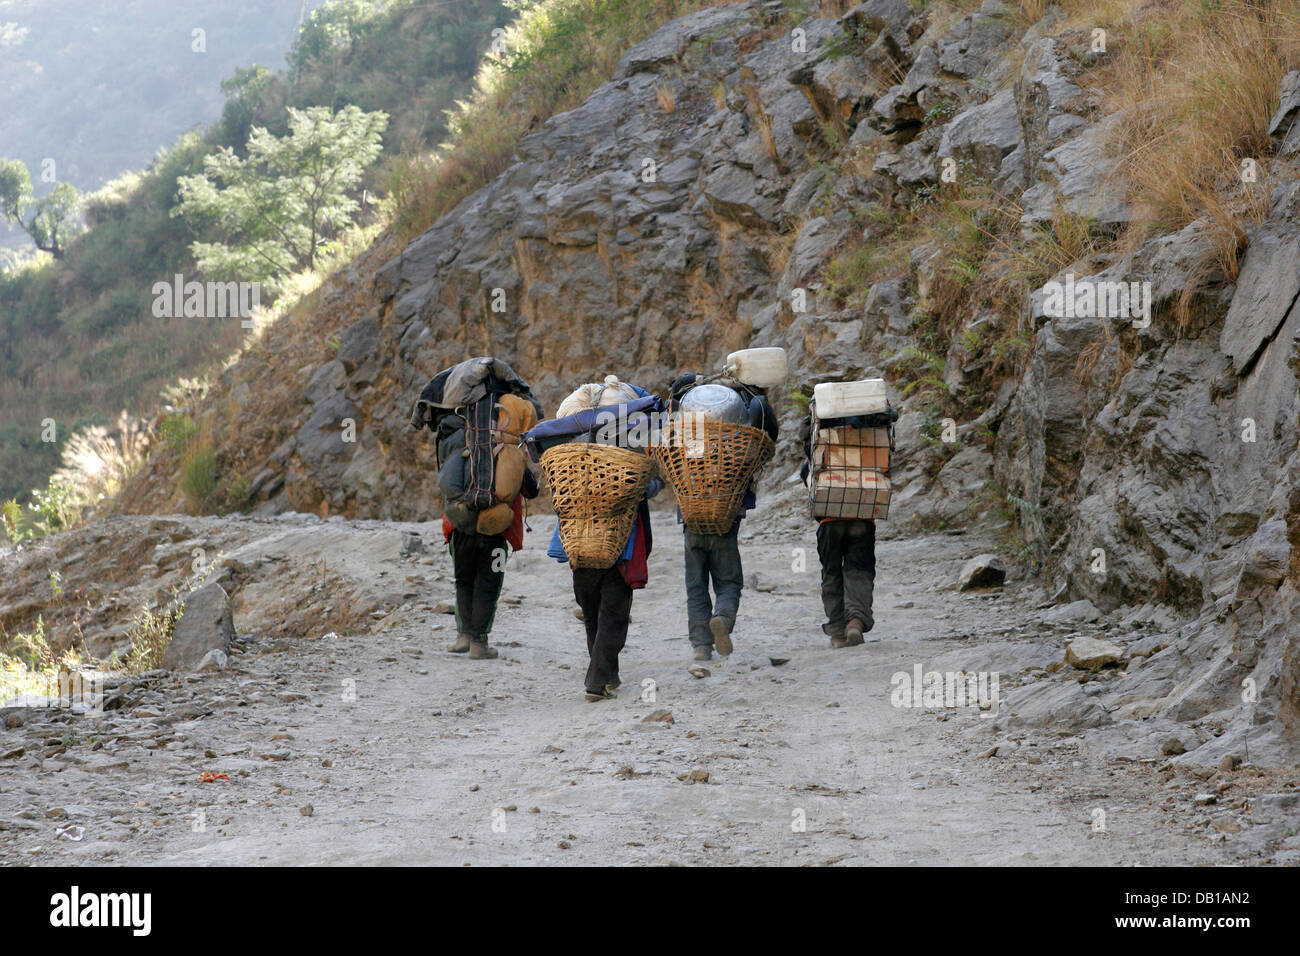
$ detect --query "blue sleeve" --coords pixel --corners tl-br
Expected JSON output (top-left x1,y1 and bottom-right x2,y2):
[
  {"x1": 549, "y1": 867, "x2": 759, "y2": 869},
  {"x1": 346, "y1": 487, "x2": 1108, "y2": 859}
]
[{"x1": 547, "y1": 524, "x2": 568, "y2": 562}]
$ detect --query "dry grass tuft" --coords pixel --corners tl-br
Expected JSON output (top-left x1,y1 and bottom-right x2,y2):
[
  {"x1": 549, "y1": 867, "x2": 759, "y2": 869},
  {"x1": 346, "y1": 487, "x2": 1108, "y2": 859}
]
[
  {"x1": 655, "y1": 81, "x2": 677, "y2": 114},
  {"x1": 1104, "y1": 0, "x2": 1300, "y2": 279}
]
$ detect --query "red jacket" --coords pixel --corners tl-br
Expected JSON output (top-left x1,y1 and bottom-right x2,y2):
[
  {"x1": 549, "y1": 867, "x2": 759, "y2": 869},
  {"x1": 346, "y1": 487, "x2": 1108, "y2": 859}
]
[{"x1": 618, "y1": 506, "x2": 651, "y2": 589}]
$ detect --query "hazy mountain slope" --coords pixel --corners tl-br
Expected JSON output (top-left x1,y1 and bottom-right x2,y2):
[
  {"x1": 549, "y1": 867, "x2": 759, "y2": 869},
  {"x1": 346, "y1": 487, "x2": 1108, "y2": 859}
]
[{"x1": 0, "y1": 0, "x2": 325, "y2": 243}]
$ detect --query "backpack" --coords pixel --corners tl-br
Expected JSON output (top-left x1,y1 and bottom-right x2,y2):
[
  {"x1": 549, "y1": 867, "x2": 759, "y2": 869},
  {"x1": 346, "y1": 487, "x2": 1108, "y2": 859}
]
[{"x1": 435, "y1": 392, "x2": 539, "y2": 535}]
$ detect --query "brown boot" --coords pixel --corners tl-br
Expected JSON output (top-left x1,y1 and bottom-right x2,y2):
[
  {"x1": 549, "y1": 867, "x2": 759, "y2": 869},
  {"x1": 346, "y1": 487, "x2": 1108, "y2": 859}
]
[
  {"x1": 829, "y1": 634, "x2": 849, "y2": 649},
  {"x1": 845, "y1": 619, "x2": 865, "y2": 646},
  {"x1": 468, "y1": 639, "x2": 498, "y2": 660},
  {"x1": 709, "y1": 616, "x2": 733, "y2": 656},
  {"x1": 447, "y1": 633, "x2": 472, "y2": 654}
]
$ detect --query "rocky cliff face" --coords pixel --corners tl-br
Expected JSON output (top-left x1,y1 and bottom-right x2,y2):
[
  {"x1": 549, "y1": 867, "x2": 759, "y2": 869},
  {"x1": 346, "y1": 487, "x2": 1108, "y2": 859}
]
[{"x1": 116, "y1": 0, "x2": 1300, "y2": 762}]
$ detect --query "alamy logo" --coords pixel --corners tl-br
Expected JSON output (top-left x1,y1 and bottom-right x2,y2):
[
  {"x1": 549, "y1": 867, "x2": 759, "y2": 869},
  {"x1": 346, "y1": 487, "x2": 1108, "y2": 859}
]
[
  {"x1": 0, "y1": 671, "x2": 102, "y2": 715},
  {"x1": 1041, "y1": 273, "x2": 1151, "y2": 329},
  {"x1": 49, "y1": 886, "x2": 151, "y2": 936},
  {"x1": 890, "y1": 663, "x2": 999, "y2": 717},
  {"x1": 152, "y1": 273, "x2": 260, "y2": 326}
]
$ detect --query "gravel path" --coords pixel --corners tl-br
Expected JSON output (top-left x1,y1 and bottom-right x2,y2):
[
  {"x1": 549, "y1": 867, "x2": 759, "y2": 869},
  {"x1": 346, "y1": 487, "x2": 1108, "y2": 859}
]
[{"x1": 0, "y1": 513, "x2": 1289, "y2": 865}]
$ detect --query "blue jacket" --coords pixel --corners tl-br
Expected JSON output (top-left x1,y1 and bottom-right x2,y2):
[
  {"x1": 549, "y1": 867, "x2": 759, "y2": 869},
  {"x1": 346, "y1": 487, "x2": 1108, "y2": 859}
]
[{"x1": 549, "y1": 477, "x2": 662, "y2": 563}]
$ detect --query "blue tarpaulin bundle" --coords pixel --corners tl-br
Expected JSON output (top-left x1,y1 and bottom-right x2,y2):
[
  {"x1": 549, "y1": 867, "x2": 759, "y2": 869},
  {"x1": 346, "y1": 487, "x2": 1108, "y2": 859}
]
[{"x1": 521, "y1": 395, "x2": 664, "y2": 463}]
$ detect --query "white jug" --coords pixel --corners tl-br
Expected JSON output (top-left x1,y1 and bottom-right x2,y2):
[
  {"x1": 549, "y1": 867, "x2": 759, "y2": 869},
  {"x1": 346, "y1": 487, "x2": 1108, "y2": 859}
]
[
  {"x1": 813, "y1": 379, "x2": 888, "y2": 418},
  {"x1": 724, "y1": 348, "x2": 788, "y2": 388}
]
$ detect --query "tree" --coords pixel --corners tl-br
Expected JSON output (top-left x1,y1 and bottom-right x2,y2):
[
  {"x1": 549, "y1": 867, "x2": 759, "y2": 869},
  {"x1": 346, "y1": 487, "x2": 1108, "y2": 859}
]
[
  {"x1": 289, "y1": 0, "x2": 390, "y2": 72},
  {"x1": 0, "y1": 159, "x2": 82, "y2": 259},
  {"x1": 216, "y1": 65, "x2": 286, "y2": 151},
  {"x1": 174, "y1": 105, "x2": 387, "y2": 282}
]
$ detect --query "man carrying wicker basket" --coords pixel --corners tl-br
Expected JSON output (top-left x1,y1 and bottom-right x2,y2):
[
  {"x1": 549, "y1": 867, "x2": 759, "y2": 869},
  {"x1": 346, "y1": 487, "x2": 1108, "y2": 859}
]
[
  {"x1": 659, "y1": 373, "x2": 780, "y2": 661},
  {"x1": 528, "y1": 380, "x2": 663, "y2": 702}
]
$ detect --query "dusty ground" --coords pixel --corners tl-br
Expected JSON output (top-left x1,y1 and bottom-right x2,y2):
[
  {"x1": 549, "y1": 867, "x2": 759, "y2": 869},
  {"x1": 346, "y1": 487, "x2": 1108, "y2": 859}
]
[{"x1": 1, "y1": 510, "x2": 1298, "y2": 865}]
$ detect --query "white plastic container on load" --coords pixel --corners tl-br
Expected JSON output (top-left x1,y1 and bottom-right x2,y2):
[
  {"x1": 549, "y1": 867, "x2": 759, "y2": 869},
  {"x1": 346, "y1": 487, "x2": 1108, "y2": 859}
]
[
  {"x1": 813, "y1": 379, "x2": 888, "y2": 418},
  {"x1": 723, "y1": 347, "x2": 788, "y2": 388},
  {"x1": 679, "y1": 384, "x2": 748, "y2": 423}
]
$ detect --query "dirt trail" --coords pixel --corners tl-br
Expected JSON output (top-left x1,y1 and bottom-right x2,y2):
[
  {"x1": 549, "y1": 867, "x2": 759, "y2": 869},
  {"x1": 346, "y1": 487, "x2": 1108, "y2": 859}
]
[{"x1": 0, "y1": 512, "x2": 1288, "y2": 865}]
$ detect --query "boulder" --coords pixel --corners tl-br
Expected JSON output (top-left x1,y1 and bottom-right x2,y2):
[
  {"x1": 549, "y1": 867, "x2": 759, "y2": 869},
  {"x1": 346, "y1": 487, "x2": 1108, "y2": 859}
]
[
  {"x1": 959, "y1": 554, "x2": 1006, "y2": 590},
  {"x1": 614, "y1": 2, "x2": 756, "y2": 78},
  {"x1": 335, "y1": 315, "x2": 379, "y2": 375},
  {"x1": 781, "y1": 167, "x2": 828, "y2": 220},
  {"x1": 995, "y1": 679, "x2": 1111, "y2": 730},
  {"x1": 196, "y1": 649, "x2": 229, "y2": 673},
  {"x1": 703, "y1": 163, "x2": 780, "y2": 227},
  {"x1": 162, "y1": 583, "x2": 235, "y2": 671},
  {"x1": 1019, "y1": 116, "x2": 1130, "y2": 234},
  {"x1": 1015, "y1": 37, "x2": 1084, "y2": 163},
  {"x1": 938, "y1": 88, "x2": 1024, "y2": 188},
  {"x1": 303, "y1": 360, "x2": 345, "y2": 405},
  {"x1": 1267, "y1": 70, "x2": 1300, "y2": 139},
  {"x1": 1064, "y1": 634, "x2": 1124, "y2": 671},
  {"x1": 295, "y1": 393, "x2": 358, "y2": 471},
  {"x1": 862, "y1": 277, "x2": 909, "y2": 335},
  {"x1": 841, "y1": 0, "x2": 916, "y2": 36},
  {"x1": 1047, "y1": 599, "x2": 1102, "y2": 625},
  {"x1": 779, "y1": 216, "x2": 843, "y2": 295},
  {"x1": 1236, "y1": 519, "x2": 1292, "y2": 593},
  {"x1": 937, "y1": 0, "x2": 1015, "y2": 80},
  {"x1": 872, "y1": 136, "x2": 937, "y2": 186}
]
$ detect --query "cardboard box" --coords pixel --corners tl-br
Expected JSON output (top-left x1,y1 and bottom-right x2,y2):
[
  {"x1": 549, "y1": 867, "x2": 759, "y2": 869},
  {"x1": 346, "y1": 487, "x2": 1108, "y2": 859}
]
[
  {"x1": 814, "y1": 426, "x2": 891, "y2": 471},
  {"x1": 810, "y1": 468, "x2": 891, "y2": 520}
]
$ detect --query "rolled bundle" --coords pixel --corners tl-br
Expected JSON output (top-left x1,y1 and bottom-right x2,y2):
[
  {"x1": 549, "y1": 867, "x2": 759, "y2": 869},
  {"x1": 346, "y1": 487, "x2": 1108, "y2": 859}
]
[
  {"x1": 540, "y1": 442, "x2": 656, "y2": 568},
  {"x1": 650, "y1": 416, "x2": 774, "y2": 535},
  {"x1": 555, "y1": 375, "x2": 642, "y2": 419}
]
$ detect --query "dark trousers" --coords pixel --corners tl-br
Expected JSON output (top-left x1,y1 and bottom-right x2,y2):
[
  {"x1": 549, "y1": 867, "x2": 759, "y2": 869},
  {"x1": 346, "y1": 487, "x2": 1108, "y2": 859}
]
[
  {"x1": 572, "y1": 566, "x2": 633, "y2": 693},
  {"x1": 816, "y1": 520, "x2": 876, "y2": 638},
  {"x1": 449, "y1": 530, "x2": 507, "y2": 639},
  {"x1": 683, "y1": 526, "x2": 744, "y2": 647}
]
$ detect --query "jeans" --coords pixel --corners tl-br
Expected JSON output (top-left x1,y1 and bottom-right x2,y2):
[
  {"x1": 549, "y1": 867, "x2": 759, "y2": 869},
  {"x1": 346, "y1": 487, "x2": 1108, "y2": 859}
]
[
  {"x1": 683, "y1": 527, "x2": 744, "y2": 647},
  {"x1": 816, "y1": 519, "x2": 876, "y2": 638},
  {"x1": 449, "y1": 530, "x2": 507, "y2": 639},
  {"x1": 572, "y1": 566, "x2": 633, "y2": 693}
]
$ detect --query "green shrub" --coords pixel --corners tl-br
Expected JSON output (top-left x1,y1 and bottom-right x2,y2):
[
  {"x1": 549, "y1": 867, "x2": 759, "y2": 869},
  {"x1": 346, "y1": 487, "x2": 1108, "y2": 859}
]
[
  {"x1": 124, "y1": 604, "x2": 181, "y2": 672},
  {"x1": 178, "y1": 441, "x2": 217, "y2": 511},
  {"x1": 160, "y1": 413, "x2": 200, "y2": 452},
  {"x1": 2, "y1": 616, "x2": 50, "y2": 671},
  {"x1": 29, "y1": 479, "x2": 75, "y2": 535},
  {"x1": 0, "y1": 498, "x2": 26, "y2": 544}
]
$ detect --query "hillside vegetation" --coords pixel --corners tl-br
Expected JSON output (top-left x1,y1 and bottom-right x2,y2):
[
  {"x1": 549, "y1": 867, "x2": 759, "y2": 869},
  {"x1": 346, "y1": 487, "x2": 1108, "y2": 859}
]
[{"x1": 0, "y1": 0, "x2": 508, "y2": 507}]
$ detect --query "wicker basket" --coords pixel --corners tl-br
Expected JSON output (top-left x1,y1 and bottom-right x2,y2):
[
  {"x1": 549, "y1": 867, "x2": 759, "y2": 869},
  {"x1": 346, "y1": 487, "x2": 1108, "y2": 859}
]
[
  {"x1": 651, "y1": 417, "x2": 775, "y2": 535},
  {"x1": 540, "y1": 442, "x2": 655, "y2": 568}
]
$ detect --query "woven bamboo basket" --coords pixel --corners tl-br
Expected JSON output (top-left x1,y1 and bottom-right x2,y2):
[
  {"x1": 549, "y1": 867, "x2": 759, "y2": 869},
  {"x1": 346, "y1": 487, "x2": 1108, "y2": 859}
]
[
  {"x1": 651, "y1": 417, "x2": 775, "y2": 535},
  {"x1": 540, "y1": 442, "x2": 655, "y2": 568}
]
